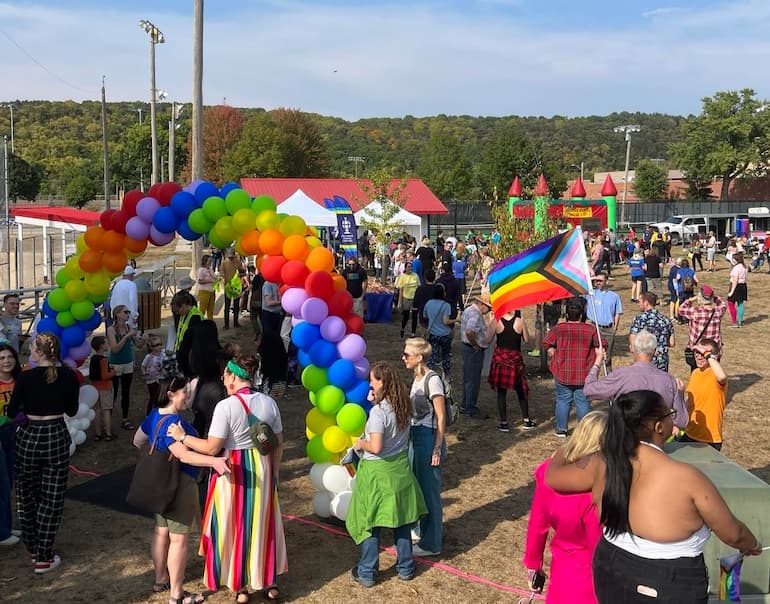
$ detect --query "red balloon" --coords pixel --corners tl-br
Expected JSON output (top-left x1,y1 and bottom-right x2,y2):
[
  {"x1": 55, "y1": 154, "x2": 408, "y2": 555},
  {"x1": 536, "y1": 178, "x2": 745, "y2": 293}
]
[
  {"x1": 122, "y1": 190, "x2": 144, "y2": 216},
  {"x1": 327, "y1": 289, "x2": 354, "y2": 317},
  {"x1": 305, "y1": 271, "x2": 334, "y2": 301},
  {"x1": 260, "y1": 255, "x2": 288, "y2": 283},
  {"x1": 111, "y1": 211, "x2": 128, "y2": 234},
  {"x1": 148, "y1": 183, "x2": 163, "y2": 199},
  {"x1": 100, "y1": 209, "x2": 117, "y2": 230},
  {"x1": 157, "y1": 182, "x2": 182, "y2": 206},
  {"x1": 344, "y1": 313, "x2": 364, "y2": 335},
  {"x1": 281, "y1": 260, "x2": 310, "y2": 288},
  {"x1": 278, "y1": 284, "x2": 291, "y2": 297}
]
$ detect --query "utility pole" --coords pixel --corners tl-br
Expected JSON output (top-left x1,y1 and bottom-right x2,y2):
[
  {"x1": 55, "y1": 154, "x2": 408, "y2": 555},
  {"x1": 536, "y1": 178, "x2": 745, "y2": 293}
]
[
  {"x1": 139, "y1": 19, "x2": 165, "y2": 187},
  {"x1": 613, "y1": 125, "x2": 641, "y2": 225},
  {"x1": 3, "y1": 136, "x2": 9, "y2": 289},
  {"x1": 101, "y1": 76, "x2": 111, "y2": 209},
  {"x1": 191, "y1": 0, "x2": 205, "y2": 267},
  {"x1": 169, "y1": 102, "x2": 183, "y2": 182}
]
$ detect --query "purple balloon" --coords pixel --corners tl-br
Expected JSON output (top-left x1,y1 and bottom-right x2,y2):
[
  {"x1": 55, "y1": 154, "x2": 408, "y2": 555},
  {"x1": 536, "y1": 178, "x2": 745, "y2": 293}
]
[
  {"x1": 125, "y1": 216, "x2": 150, "y2": 240},
  {"x1": 337, "y1": 333, "x2": 366, "y2": 362},
  {"x1": 149, "y1": 225, "x2": 175, "y2": 246},
  {"x1": 62, "y1": 357, "x2": 77, "y2": 369},
  {"x1": 136, "y1": 196, "x2": 161, "y2": 222},
  {"x1": 353, "y1": 357, "x2": 370, "y2": 380},
  {"x1": 320, "y1": 315, "x2": 346, "y2": 343},
  {"x1": 301, "y1": 297, "x2": 329, "y2": 325},
  {"x1": 184, "y1": 179, "x2": 204, "y2": 193},
  {"x1": 69, "y1": 340, "x2": 92, "y2": 360},
  {"x1": 281, "y1": 287, "x2": 308, "y2": 316}
]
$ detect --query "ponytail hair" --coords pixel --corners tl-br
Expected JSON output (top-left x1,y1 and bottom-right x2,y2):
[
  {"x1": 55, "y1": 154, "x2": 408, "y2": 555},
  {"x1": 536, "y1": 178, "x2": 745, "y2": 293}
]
[
  {"x1": 34, "y1": 333, "x2": 62, "y2": 384},
  {"x1": 601, "y1": 390, "x2": 667, "y2": 538}
]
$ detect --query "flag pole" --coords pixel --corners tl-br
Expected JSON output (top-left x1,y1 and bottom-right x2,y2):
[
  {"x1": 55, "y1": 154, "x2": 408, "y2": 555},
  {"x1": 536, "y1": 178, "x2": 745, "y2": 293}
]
[{"x1": 575, "y1": 227, "x2": 608, "y2": 376}]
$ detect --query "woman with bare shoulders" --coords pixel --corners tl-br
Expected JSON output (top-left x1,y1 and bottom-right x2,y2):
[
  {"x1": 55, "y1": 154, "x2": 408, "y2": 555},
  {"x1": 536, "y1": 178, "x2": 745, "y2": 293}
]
[{"x1": 546, "y1": 390, "x2": 762, "y2": 603}]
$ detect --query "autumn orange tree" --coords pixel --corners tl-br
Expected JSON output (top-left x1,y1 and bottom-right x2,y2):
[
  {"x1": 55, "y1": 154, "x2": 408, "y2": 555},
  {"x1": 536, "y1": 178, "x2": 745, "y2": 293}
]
[{"x1": 181, "y1": 105, "x2": 245, "y2": 185}]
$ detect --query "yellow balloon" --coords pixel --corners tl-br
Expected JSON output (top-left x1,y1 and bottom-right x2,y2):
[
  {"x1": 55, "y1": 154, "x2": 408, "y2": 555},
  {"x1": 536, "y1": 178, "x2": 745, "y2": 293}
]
[
  {"x1": 255, "y1": 210, "x2": 280, "y2": 232},
  {"x1": 75, "y1": 234, "x2": 88, "y2": 254},
  {"x1": 349, "y1": 434, "x2": 358, "y2": 448},
  {"x1": 306, "y1": 428, "x2": 317, "y2": 440},
  {"x1": 306, "y1": 407, "x2": 337, "y2": 436},
  {"x1": 84, "y1": 270, "x2": 111, "y2": 296},
  {"x1": 308, "y1": 225, "x2": 319, "y2": 237},
  {"x1": 305, "y1": 236, "x2": 323, "y2": 249},
  {"x1": 322, "y1": 425, "x2": 349, "y2": 454},
  {"x1": 279, "y1": 215, "x2": 307, "y2": 237},
  {"x1": 64, "y1": 256, "x2": 85, "y2": 280}
]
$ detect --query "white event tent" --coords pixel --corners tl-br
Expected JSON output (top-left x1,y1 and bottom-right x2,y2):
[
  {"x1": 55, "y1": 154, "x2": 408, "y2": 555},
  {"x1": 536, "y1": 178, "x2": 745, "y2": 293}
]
[
  {"x1": 277, "y1": 189, "x2": 338, "y2": 227},
  {"x1": 354, "y1": 201, "x2": 422, "y2": 240}
]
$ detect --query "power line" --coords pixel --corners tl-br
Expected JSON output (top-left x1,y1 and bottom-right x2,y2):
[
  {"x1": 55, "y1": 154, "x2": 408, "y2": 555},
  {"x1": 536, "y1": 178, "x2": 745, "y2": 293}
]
[{"x1": 0, "y1": 28, "x2": 97, "y2": 95}]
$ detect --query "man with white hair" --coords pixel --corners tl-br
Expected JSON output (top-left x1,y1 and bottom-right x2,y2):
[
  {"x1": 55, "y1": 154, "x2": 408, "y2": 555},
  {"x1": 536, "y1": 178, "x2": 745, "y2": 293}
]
[
  {"x1": 109, "y1": 265, "x2": 139, "y2": 329},
  {"x1": 584, "y1": 330, "x2": 688, "y2": 430}
]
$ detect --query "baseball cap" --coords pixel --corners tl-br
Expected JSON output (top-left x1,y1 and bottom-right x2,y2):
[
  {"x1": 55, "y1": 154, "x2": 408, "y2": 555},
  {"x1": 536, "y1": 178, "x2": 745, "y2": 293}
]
[{"x1": 123, "y1": 265, "x2": 136, "y2": 276}]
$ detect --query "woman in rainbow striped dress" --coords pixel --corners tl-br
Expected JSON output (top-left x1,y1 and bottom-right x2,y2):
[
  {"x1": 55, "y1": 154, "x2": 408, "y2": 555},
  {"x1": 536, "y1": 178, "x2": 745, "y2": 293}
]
[{"x1": 168, "y1": 354, "x2": 287, "y2": 603}]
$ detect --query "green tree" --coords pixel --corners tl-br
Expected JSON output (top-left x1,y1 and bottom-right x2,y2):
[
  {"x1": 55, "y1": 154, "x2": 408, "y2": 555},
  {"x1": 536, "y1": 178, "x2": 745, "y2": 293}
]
[
  {"x1": 633, "y1": 160, "x2": 669, "y2": 200},
  {"x1": 63, "y1": 174, "x2": 99, "y2": 208},
  {"x1": 356, "y1": 167, "x2": 409, "y2": 249},
  {"x1": 669, "y1": 89, "x2": 769, "y2": 201},
  {"x1": 8, "y1": 153, "x2": 43, "y2": 201},
  {"x1": 416, "y1": 130, "x2": 473, "y2": 200}
]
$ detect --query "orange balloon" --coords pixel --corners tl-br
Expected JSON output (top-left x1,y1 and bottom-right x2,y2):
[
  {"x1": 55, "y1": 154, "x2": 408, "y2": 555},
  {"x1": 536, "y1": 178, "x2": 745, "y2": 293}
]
[
  {"x1": 259, "y1": 229, "x2": 285, "y2": 257},
  {"x1": 305, "y1": 247, "x2": 335, "y2": 273},
  {"x1": 83, "y1": 226, "x2": 106, "y2": 251},
  {"x1": 124, "y1": 236, "x2": 148, "y2": 255},
  {"x1": 78, "y1": 249, "x2": 103, "y2": 273},
  {"x1": 102, "y1": 251, "x2": 128, "y2": 274},
  {"x1": 241, "y1": 230, "x2": 261, "y2": 255},
  {"x1": 256, "y1": 255, "x2": 264, "y2": 271},
  {"x1": 331, "y1": 273, "x2": 347, "y2": 291},
  {"x1": 282, "y1": 234, "x2": 309, "y2": 261},
  {"x1": 102, "y1": 229, "x2": 125, "y2": 253}
]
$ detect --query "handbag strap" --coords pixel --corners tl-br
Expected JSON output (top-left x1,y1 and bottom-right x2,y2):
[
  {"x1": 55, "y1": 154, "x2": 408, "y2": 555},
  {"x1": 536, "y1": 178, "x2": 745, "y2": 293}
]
[
  {"x1": 149, "y1": 414, "x2": 174, "y2": 455},
  {"x1": 693, "y1": 307, "x2": 716, "y2": 345},
  {"x1": 235, "y1": 392, "x2": 260, "y2": 422}
]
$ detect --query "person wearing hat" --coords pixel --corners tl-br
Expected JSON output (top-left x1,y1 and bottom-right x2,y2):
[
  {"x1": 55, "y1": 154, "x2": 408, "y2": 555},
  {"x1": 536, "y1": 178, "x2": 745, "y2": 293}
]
[
  {"x1": 109, "y1": 265, "x2": 139, "y2": 329},
  {"x1": 459, "y1": 294, "x2": 496, "y2": 418},
  {"x1": 677, "y1": 285, "x2": 727, "y2": 355}
]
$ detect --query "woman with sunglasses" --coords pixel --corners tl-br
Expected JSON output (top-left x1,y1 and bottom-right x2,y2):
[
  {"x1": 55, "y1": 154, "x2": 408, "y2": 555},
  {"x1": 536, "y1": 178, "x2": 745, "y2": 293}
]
[
  {"x1": 403, "y1": 337, "x2": 446, "y2": 557},
  {"x1": 167, "y1": 355, "x2": 286, "y2": 603},
  {"x1": 546, "y1": 390, "x2": 762, "y2": 603},
  {"x1": 133, "y1": 377, "x2": 230, "y2": 603},
  {"x1": 107, "y1": 304, "x2": 145, "y2": 430}
]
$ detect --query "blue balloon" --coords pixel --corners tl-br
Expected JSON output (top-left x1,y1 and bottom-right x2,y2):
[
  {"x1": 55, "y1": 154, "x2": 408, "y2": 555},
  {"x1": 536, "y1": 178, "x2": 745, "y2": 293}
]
[
  {"x1": 219, "y1": 182, "x2": 241, "y2": 198},
  {"x1": 59, "y1": 340, "x2": 69, "y2": 359},
  {"x1": 80, "y1": 310, "x2": 102, "y2": 331},
  {"x1": 42, "y1": 299, "x2": 56, "y2": 318},
  {"x1": 170, "y1": 191, "x2": 197, "y2": 219},
  {"x1": 152, "y1": 207, "x2": 179, "y2": 234},
  {"x1": 297, "y1": 349, "x2": 311, "y2": 369},
  {"x1": 177, "y1": 218, "x2": 201, "y2": 242},
  {"x1": 291, "y1": 322, "x2": 321, "y2": 351},
  {"x1": 345, "y1": 379, "x2": 371, "y2": 405},
  {"x1": 193, "y1": 181, "x2": 219, "y2": 206},
  {"x1": 61, "y1": 325, "x2": 85, "y2": 348},
  {"x1": 327, "y1": 358, "x2": 357, "y2": 391},
  {"x1": 308, "y1": 339, "x2": 338, "y2": 369},
  {"x1": 37, "y1": 317, "x2": 61, "y2": 336}
]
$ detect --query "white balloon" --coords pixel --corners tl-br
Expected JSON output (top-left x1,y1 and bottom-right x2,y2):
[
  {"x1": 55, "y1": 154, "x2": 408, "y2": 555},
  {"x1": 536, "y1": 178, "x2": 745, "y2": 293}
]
[
  {"x1": 86, "y1": 409, "x2": 96, "y2": 421},
  {"x1": 79, "y1": 418, "x2": 91, "y2": 431},
  {"x1": 330, "y1": 490, "x2": 353, "y2": 521},
  {"x1": 309, "y1": 462, "x2": 333, "y2": 491},
  {"x1": 78, "y1": 385, "x2": 99, "y2": 409},
  {"x1": 311, "y1": 491, "x2": 333, "y2": 518},
  {"x1": 69, "y1": 442, "x2": 76, "y2": 456},
  {"x1": 77, "y1": 403, "x2": 89, "y2": 418},
  {"x1": 73, "y1": 430, "x2": 86, "y2": 445},
  {"x1": 321, "y1": 465, "x2": 351, "y2": 495}
]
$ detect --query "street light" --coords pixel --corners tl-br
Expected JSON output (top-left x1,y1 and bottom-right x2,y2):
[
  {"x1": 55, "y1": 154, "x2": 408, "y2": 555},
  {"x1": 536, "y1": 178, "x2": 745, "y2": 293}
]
[
  {"x1": 139, "y1": 19, "x2": 165, "y2": 186},
  {"x1": 168, "y1": 102, "x2": 183, "y2": 182},
  {"x1": 347, "y1": 155, "x2": 365, "y2": 178},
  {"x1": 1, "y1": 104, "x2": 15, "y2": 153},
  {"x1": 613, "y1": 124, "x2": 641, "y2": 225}
]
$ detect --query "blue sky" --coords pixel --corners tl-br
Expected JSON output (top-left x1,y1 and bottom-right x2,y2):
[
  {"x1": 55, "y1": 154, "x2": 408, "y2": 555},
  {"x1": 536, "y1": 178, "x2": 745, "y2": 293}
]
[{"x1": 0, "y1": 0, "x2": 768, "y2": 119}]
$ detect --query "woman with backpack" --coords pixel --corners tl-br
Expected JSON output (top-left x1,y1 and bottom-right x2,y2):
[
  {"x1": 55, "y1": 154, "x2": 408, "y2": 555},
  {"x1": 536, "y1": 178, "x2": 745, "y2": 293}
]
[
  {"x1": 675, "y1": 258, "x2": 698, "y2": 324},
  {"x1": 403, "y1": 337, "x2": 447, "y2": 557}
]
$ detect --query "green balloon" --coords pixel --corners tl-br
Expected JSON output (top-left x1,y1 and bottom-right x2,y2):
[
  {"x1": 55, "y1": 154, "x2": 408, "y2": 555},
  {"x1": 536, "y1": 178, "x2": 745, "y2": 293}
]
[
  {"x1": 207, "y1": 231, "x2": 232, "y2": 250},
  {"x1": 309, "y1": 391, "x2": 316, "y2": 406},
  {"x1": 336, "y1": 403, "x2": 367, "y2": 435},
  {"x1": 302, "y1": 365, "x2": 329, "y2": 393},
  {"x1": 251, "y1": 195, "x2": 276, "y2": 215},
  {"x1": 71, "y1": 300, "x2": 95, "y2": 321},
  {"x1": 56, "y1": 310, "x2": 76, "y2": 328},
  {"x1": 316, "y1": 385, "x2": 345, "y2": 416},
  {"x1": 47, "y1": 287, "x2": 72, "y2": 312},
  {"x1": 214, "y1": 216, "x2": 236, "y2": 242},
  {"x1": 188, "y1": 208, "x2": 213, "y2": 235},
  {"x1": 55, "y1": 269, "x2": 71, "y2": 288},
  {"x1": 88, "y1": 290, "x2": 108, "y2": 305},
  {"x1": 225, "y1": 189, "x2": 252, "y2": 215},
  {"x1": 202, "y1": 196, "x2": 227, "y2": 223},
  {"x1": 306, "y1": 434, "x2": 333, "y2": 464}
]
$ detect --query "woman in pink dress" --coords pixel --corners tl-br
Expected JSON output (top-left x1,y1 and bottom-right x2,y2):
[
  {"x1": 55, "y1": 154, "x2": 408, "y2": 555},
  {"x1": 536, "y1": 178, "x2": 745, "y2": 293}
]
[{"x1": 522, "y1": 410, "x2": 606, "y2": 603}]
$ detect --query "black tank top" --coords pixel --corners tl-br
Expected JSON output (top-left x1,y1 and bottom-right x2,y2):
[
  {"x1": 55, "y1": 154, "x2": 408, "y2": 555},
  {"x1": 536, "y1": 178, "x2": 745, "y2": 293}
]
[{"x1": 496, "y1": 316, "x2": 522, "y2": 351}]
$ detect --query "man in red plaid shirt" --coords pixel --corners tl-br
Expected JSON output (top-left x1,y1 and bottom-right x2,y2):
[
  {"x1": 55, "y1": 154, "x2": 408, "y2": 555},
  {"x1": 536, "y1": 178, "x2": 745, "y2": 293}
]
[
  {"x1": 543, "y1": 297, "x2": 603, "y2": 437},
  {"x1": 677, "y1": 285, "x2": 727, "y2": 353}
]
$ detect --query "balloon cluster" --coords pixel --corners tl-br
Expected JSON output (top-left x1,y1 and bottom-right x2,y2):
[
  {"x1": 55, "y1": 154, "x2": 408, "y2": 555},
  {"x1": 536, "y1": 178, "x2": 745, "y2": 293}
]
[
  {"x1": 67, "y1": 384, "x2": 98, "y2": 455},
  {"x1": 309, "y1": 462, "x2": 354, "y2": 521}
]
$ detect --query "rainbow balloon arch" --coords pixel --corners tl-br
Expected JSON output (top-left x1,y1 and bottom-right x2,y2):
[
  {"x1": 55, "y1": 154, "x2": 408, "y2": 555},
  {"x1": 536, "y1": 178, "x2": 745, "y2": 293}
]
[{"x1": 39, "y1": 180, "x2": 372, "y2": 489}]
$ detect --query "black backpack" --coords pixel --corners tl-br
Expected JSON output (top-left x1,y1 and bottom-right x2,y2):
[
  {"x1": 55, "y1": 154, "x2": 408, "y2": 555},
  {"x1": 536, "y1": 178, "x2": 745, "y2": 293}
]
[{"x1": 414, "y1": 371, "x2": 458, "y2": 428}]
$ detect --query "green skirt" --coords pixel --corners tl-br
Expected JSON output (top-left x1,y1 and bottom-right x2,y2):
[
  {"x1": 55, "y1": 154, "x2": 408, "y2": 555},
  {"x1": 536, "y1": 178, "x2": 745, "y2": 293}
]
[{"x1": 345, "y1": 450, "x2": 427, "y2": 545}]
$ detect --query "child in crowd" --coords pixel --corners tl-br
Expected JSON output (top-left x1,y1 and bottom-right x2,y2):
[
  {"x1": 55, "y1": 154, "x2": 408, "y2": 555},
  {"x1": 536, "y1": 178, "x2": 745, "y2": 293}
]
[
  {"x1": 89, "y1": 336, "x2": 116, "y2": 440},
  {"x1": 141, "y1": 334, "x2": 164, "y2": 416}
]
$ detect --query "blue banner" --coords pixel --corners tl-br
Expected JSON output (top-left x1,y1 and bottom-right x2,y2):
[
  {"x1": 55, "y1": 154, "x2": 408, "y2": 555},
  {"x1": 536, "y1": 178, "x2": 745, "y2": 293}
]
[{"x1": 324, "y1": 195, "x2": 358, "y2": 261}]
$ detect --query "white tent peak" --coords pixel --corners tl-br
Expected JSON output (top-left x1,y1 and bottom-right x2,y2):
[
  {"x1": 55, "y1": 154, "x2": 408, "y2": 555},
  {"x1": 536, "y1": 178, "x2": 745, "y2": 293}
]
[{"x1": 277, "y1": 189, "x2": 337, "y2": 227}]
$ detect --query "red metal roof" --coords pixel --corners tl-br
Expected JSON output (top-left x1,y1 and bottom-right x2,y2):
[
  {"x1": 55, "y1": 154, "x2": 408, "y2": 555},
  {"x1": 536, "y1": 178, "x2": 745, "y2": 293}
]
[
  {"x1": 11, "y1": 205, "x2": 101, "y2": 227},
  {"x1": 239, "y1": 178, "x2": 448, "y2": 215}
]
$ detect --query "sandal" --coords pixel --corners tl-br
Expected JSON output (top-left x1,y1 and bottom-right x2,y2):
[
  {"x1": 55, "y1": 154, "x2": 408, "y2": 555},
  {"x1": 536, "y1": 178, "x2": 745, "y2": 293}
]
[
  {"x1": 263, "y1": 586, "x2": 279, "y2": 601},
  {"x1": 152, "y1": 580, "x2": 170, "y2": 593},
  {"x1": 235, "y1": 591, "x2": 250, "y2": 604},
  {"x1": 169, "y1": 592, "x2": 205, "y2": 604},
  {"x1": 104, "y1": 434, "x2": 116, "y2": 441},
  {"x1": 93, "y1": 434, "x2": 102, "y2": 441},
  {"x1": 121, "y1": 419, "x2": 135, "y2": 430}
]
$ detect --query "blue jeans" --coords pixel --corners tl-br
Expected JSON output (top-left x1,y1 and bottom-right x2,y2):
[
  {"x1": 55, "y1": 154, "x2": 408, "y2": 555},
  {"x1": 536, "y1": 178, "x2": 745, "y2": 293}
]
[
  {"x1": 0, "y1": 424, "x2": 14, "y2": 540},
  {"x1": 357, "y1": 525, "x2": 414, "y2": 584},
  {"x1": 461, "y1": 343, "x2": 484, "y2": 415},
  {"x1": 554, "y1": 381, "x2": 590, "y2": 432},
  {"x1": 410, "y1": 425, "x2": 444, "y2": 553}
]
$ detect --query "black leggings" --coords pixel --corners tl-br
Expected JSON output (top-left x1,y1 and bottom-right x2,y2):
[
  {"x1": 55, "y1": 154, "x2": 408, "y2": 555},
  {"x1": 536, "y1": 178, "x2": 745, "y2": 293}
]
[
  {"x1": 400, "y1": 308, "x2": 418, "y2": 334},
  {"x1": 112, "y1": 373, "x2": 133, "y2": 421},
  {"x1": 692, "y1": 253, "x2": 704, "y2": 271},
  {"x1": 496, "y1": 387, "x2": 529, "y2": 424}
]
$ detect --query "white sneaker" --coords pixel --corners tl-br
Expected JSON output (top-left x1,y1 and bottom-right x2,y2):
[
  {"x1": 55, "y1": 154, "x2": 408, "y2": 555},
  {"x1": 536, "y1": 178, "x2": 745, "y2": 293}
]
[
  {"x1": 11, "y1": 529, "x2": 21, "y2": 537},
  {"x1": 0, "y1": 534, "x2": 19, "y2": 546},
  {"x1": 412, "y1": 545, "x2": 440, "y2": 557},
  {"x1": 410, "y1": 528, "x2": 420, "y2": 544},
  {"x1": 34, "y1": 554, "x2": 61, "y2": 574}
]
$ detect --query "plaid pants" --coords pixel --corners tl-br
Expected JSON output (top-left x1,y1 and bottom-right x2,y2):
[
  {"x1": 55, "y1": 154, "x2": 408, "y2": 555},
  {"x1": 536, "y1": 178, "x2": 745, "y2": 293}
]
[{"x1": 15, "y1": 420, "x2": 71, "y2": 562}]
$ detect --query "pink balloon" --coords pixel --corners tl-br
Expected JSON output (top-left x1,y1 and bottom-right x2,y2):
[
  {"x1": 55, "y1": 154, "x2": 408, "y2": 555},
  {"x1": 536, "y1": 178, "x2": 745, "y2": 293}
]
[
  {"x1": 300, "y1": 297, "x2": 329, "y2": 325},
  {"x1": 281, "y1": 287, "x2": 308, "y2": 316},
  {"x1": 320, "y1": 316, "x2": 346, "y2": 343},
  {"x1": 337, "y1": 333, "x2": 366, "y2": 362},
  {"x1": 149, "y1": 225, "x2": 175, "y2": 246},
  {"x1": 125, "y1": 216, "x2": 150, "y2": 240},
  {"x1": 136, "y1": 196, "x2": 161, "y2": 222},
  {"x1": 353, "y1": 357, "x2": 370, "y2": 380}
]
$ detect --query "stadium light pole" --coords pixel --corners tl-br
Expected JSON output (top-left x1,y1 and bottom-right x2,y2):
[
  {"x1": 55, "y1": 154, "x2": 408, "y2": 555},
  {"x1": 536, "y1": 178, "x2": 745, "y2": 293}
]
[
  {"x1": 139, "y1": 19, "x2": 165, "y2": 186},
  {"x1": 1, "y1": 104, "x2": 14, "y2": 153},
  {"x1": 613, "y1": 124, "x2": 640, "y2": 225}
]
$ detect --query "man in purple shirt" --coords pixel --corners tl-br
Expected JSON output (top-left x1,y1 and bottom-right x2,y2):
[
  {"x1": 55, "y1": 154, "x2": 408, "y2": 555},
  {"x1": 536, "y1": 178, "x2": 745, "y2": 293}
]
[{"x1": 584, "y1": 330, "x2": 688, "y2": 431}]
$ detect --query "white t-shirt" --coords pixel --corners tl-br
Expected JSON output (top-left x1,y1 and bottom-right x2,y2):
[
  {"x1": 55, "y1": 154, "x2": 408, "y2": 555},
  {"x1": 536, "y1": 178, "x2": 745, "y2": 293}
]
[
  {"x1": 410, "y1": 372, "x2": 445, "y2": 429},
  {"x1": 208, "y1": 391, "x2": 283, "y2": 451}
]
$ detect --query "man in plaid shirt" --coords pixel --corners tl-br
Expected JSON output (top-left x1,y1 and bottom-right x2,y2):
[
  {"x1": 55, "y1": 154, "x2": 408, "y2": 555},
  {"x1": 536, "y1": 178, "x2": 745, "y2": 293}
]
[
  {"x1": 677, "y1": 285, "x2": 727, "y2": 353},
  {"x1": 543, "y1": 297, "x2": 603, "y2": 437}
]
